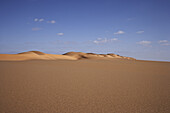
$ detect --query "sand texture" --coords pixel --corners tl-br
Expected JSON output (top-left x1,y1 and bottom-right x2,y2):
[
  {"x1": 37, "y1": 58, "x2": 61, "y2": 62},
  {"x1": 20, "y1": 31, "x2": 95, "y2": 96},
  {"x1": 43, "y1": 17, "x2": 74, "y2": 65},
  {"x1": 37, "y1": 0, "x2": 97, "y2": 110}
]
[{"x1": 0, "y1": 58, "x2": 170, "y2": 113}]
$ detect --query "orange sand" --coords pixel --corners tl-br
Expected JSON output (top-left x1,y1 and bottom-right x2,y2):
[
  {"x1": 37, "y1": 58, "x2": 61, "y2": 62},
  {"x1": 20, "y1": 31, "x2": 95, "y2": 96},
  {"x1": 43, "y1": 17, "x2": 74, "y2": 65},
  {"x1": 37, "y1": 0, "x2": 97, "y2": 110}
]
[{"x1": 0, "y1": 51, "x2": 169, "y2": 113}]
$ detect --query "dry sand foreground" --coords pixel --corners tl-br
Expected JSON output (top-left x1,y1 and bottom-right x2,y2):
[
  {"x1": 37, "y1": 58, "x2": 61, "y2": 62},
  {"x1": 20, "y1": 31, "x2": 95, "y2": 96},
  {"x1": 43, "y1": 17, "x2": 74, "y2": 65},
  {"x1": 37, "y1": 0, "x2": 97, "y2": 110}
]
[{"x1": 0, "y1": 55, "x2": 170, "y2": 112}]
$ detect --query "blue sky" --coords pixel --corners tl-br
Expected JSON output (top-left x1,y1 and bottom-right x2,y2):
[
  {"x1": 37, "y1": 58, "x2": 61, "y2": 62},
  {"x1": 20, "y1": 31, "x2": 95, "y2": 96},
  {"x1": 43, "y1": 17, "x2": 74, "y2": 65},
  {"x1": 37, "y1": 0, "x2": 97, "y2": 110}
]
[{"x1": 0, "y1": 0, "x2": 170, "y2": 61}]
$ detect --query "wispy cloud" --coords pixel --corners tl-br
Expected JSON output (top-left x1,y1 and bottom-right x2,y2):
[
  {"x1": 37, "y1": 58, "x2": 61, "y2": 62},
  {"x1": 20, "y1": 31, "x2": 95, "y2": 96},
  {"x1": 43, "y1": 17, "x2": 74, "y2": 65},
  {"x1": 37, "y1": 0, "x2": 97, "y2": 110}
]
[
  {"x1": 114, "y1": 30, "x2": 125, "y2": 35},
  {"x1": 47, "y1": 20, "x2": 56, "y2": 24},
  {"x1": 34, "y1": 18, "x2": 56, "y2": 24},
  {"x1": 34, "y1": 18, "x2": 44, "y2": 22},
  {"x1": 93, "y1": 38, "x2": 118, "y2": 44},
  {"x1": 39, "y1": 18, "x2": 44, "y2": 22},
  {"x1": 158, "y1": 40, "x2": 168, "y2": 43},
  {"x1": 34, "y1": 18, "x2": 38, "y2": 22},
  {"x1": 158, "y1": 40, "x2": 170, "y2": 46},
  {"x1": 57, "y1": 33, "x2": 64, "y2": 36},
  {"x1": 137, "y1": 40, "x2": 151, "y2": 46},
  {"x1": 111, "y1": 38, "x2": 118, "y2": 41},
  {"x1": 161, "y1": 43, "x2": 170, "y2": 46},
  {"x1": 136, "y1": 31, "x2": 144, "y2": 34},
  {"x1": 32, "y1": 27, "x2": 42, "y2": 31}
]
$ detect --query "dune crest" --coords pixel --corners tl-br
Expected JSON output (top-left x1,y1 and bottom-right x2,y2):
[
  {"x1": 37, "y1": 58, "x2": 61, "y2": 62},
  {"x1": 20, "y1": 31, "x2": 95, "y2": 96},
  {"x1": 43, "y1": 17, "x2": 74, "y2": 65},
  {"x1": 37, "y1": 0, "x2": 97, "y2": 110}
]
[
  {"x1": 18, "y1": 51, "x2": 46, "y2": 55},
  {"x1": 63, "y1": 52, "x2": 135, "y2": 60},
  {"x1": 0, "y1": 51, "x2": 135, "y2": 61}
]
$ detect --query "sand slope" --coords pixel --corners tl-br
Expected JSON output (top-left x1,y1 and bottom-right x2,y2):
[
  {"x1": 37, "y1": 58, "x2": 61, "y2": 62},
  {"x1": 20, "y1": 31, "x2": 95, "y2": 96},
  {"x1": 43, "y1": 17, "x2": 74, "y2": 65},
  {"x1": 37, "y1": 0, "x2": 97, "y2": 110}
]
[
  {"x1": 0, "y1": 51, "x2": 77, "y2": 61},
  {"x1": 0, "y1": 59, "x2": 170, "y2": 113},
  {"x1": 0, "y1": 51, "x2": 135, "y2": 61}
]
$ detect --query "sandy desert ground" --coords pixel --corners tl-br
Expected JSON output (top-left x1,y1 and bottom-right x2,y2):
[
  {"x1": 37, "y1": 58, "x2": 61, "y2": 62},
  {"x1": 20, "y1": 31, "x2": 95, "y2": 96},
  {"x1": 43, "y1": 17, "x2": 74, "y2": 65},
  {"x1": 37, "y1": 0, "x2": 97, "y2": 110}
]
[{"x1": 0, "y1": 51, "x2": 170, "y2": 113}]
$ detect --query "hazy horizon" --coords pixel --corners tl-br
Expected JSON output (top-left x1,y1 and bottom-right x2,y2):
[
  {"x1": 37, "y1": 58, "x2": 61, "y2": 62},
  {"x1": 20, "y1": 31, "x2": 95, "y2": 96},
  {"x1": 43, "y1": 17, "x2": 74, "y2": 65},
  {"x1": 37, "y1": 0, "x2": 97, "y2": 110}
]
[{"x1": 0, "y1": 0, "x2": 170, "y2": 61}]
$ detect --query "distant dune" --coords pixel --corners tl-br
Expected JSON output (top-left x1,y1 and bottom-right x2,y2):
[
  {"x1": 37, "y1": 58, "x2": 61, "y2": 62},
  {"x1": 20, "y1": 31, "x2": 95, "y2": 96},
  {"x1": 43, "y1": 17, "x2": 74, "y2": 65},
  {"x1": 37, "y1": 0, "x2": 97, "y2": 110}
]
[
  {"x1": 0, "y1": 51, "x2": 135, "y2": 61},
  {"x1": 0, "y1": 51, "x2": 76, "y2": 61}
]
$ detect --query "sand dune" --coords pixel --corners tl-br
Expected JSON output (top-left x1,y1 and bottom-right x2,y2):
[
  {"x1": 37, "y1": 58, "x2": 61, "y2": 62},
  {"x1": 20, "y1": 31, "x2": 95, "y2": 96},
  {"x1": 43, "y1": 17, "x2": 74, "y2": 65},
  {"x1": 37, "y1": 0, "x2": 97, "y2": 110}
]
[
  {"x1": 0, "y1": 51, "x2": 135, "y2": 61},
  {"x1": 0, "y1": 51, "x2": 77, "y2": 61}
]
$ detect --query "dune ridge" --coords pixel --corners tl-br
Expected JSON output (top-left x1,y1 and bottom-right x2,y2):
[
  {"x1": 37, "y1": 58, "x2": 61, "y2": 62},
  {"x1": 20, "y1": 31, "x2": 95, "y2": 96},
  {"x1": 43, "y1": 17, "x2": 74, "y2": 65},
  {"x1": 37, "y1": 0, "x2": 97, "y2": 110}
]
[{"x1": 0, "y1": 51, "x2": 136, "y2": 61}]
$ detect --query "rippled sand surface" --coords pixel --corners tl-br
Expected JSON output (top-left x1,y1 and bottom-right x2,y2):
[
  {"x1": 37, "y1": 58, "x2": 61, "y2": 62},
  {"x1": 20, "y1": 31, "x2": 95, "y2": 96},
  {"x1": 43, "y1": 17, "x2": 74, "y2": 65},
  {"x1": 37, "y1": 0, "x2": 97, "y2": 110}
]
[{"x1": 0, "y1": 59, "x2": 170, "y2": 113}]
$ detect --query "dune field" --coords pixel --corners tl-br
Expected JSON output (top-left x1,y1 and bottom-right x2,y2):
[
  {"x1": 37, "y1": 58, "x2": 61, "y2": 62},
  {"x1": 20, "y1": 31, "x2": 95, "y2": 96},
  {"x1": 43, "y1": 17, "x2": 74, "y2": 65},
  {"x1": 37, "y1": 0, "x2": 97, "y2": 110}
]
[{"x1": 0, "y1": 51, "x2": 170, "y2": 113}]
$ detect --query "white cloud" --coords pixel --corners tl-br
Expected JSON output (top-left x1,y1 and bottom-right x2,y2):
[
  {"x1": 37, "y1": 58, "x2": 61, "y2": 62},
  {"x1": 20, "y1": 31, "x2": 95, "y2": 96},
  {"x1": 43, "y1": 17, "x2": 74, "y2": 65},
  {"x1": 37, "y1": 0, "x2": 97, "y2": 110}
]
[
  {"x1": 114, "y1": 30, "x2": 125, "y2": 35},
  {"x1": 93, "y1": 38, "x2": 118, "y2": 44},
  {"x1": 97, "y1": 38, "x2": 102, "y2": 40},
  {"x1": 158, "y1": 40, "x2": 168, "y2": 43},
  {"x1": 57, "y1": 33, "x2": 64, "y2": 36},
  {"x1": 32, "y1": 27, "x2": 42, "y2": 31},
  {"x1": 34, "y1": 18, "x2": 44, "y2": 22},
  {"x1": 137, "y1": 40, "x2": 151, "y2": 46},
  {"x1": 158, "y1": 40, "x2": 170, "y2": 46},
  {"x1": 51, "y1": 20, "x2": 56, "y2": 23},
  {"x1": 93, "y1": 40, "x2": 100, "y2": 44},
  {"x1": 39, "y1": 18, "x2": 44, "y2": 22},
  {"x1": 34, "y1": 18, "x2": 38, "y2": 22},
  {"x1": 111, "y1": 38, "x2": 118, "y2": 41},
  {"x1": 34, "y1": 18, "x2": 56, "y2": 23},
  {"x1": 136, "y1": 31, "x2": 144, "y2": 34},
  {"x1": 47, "y1": 20, "x2": 56, "y2": 24}
]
